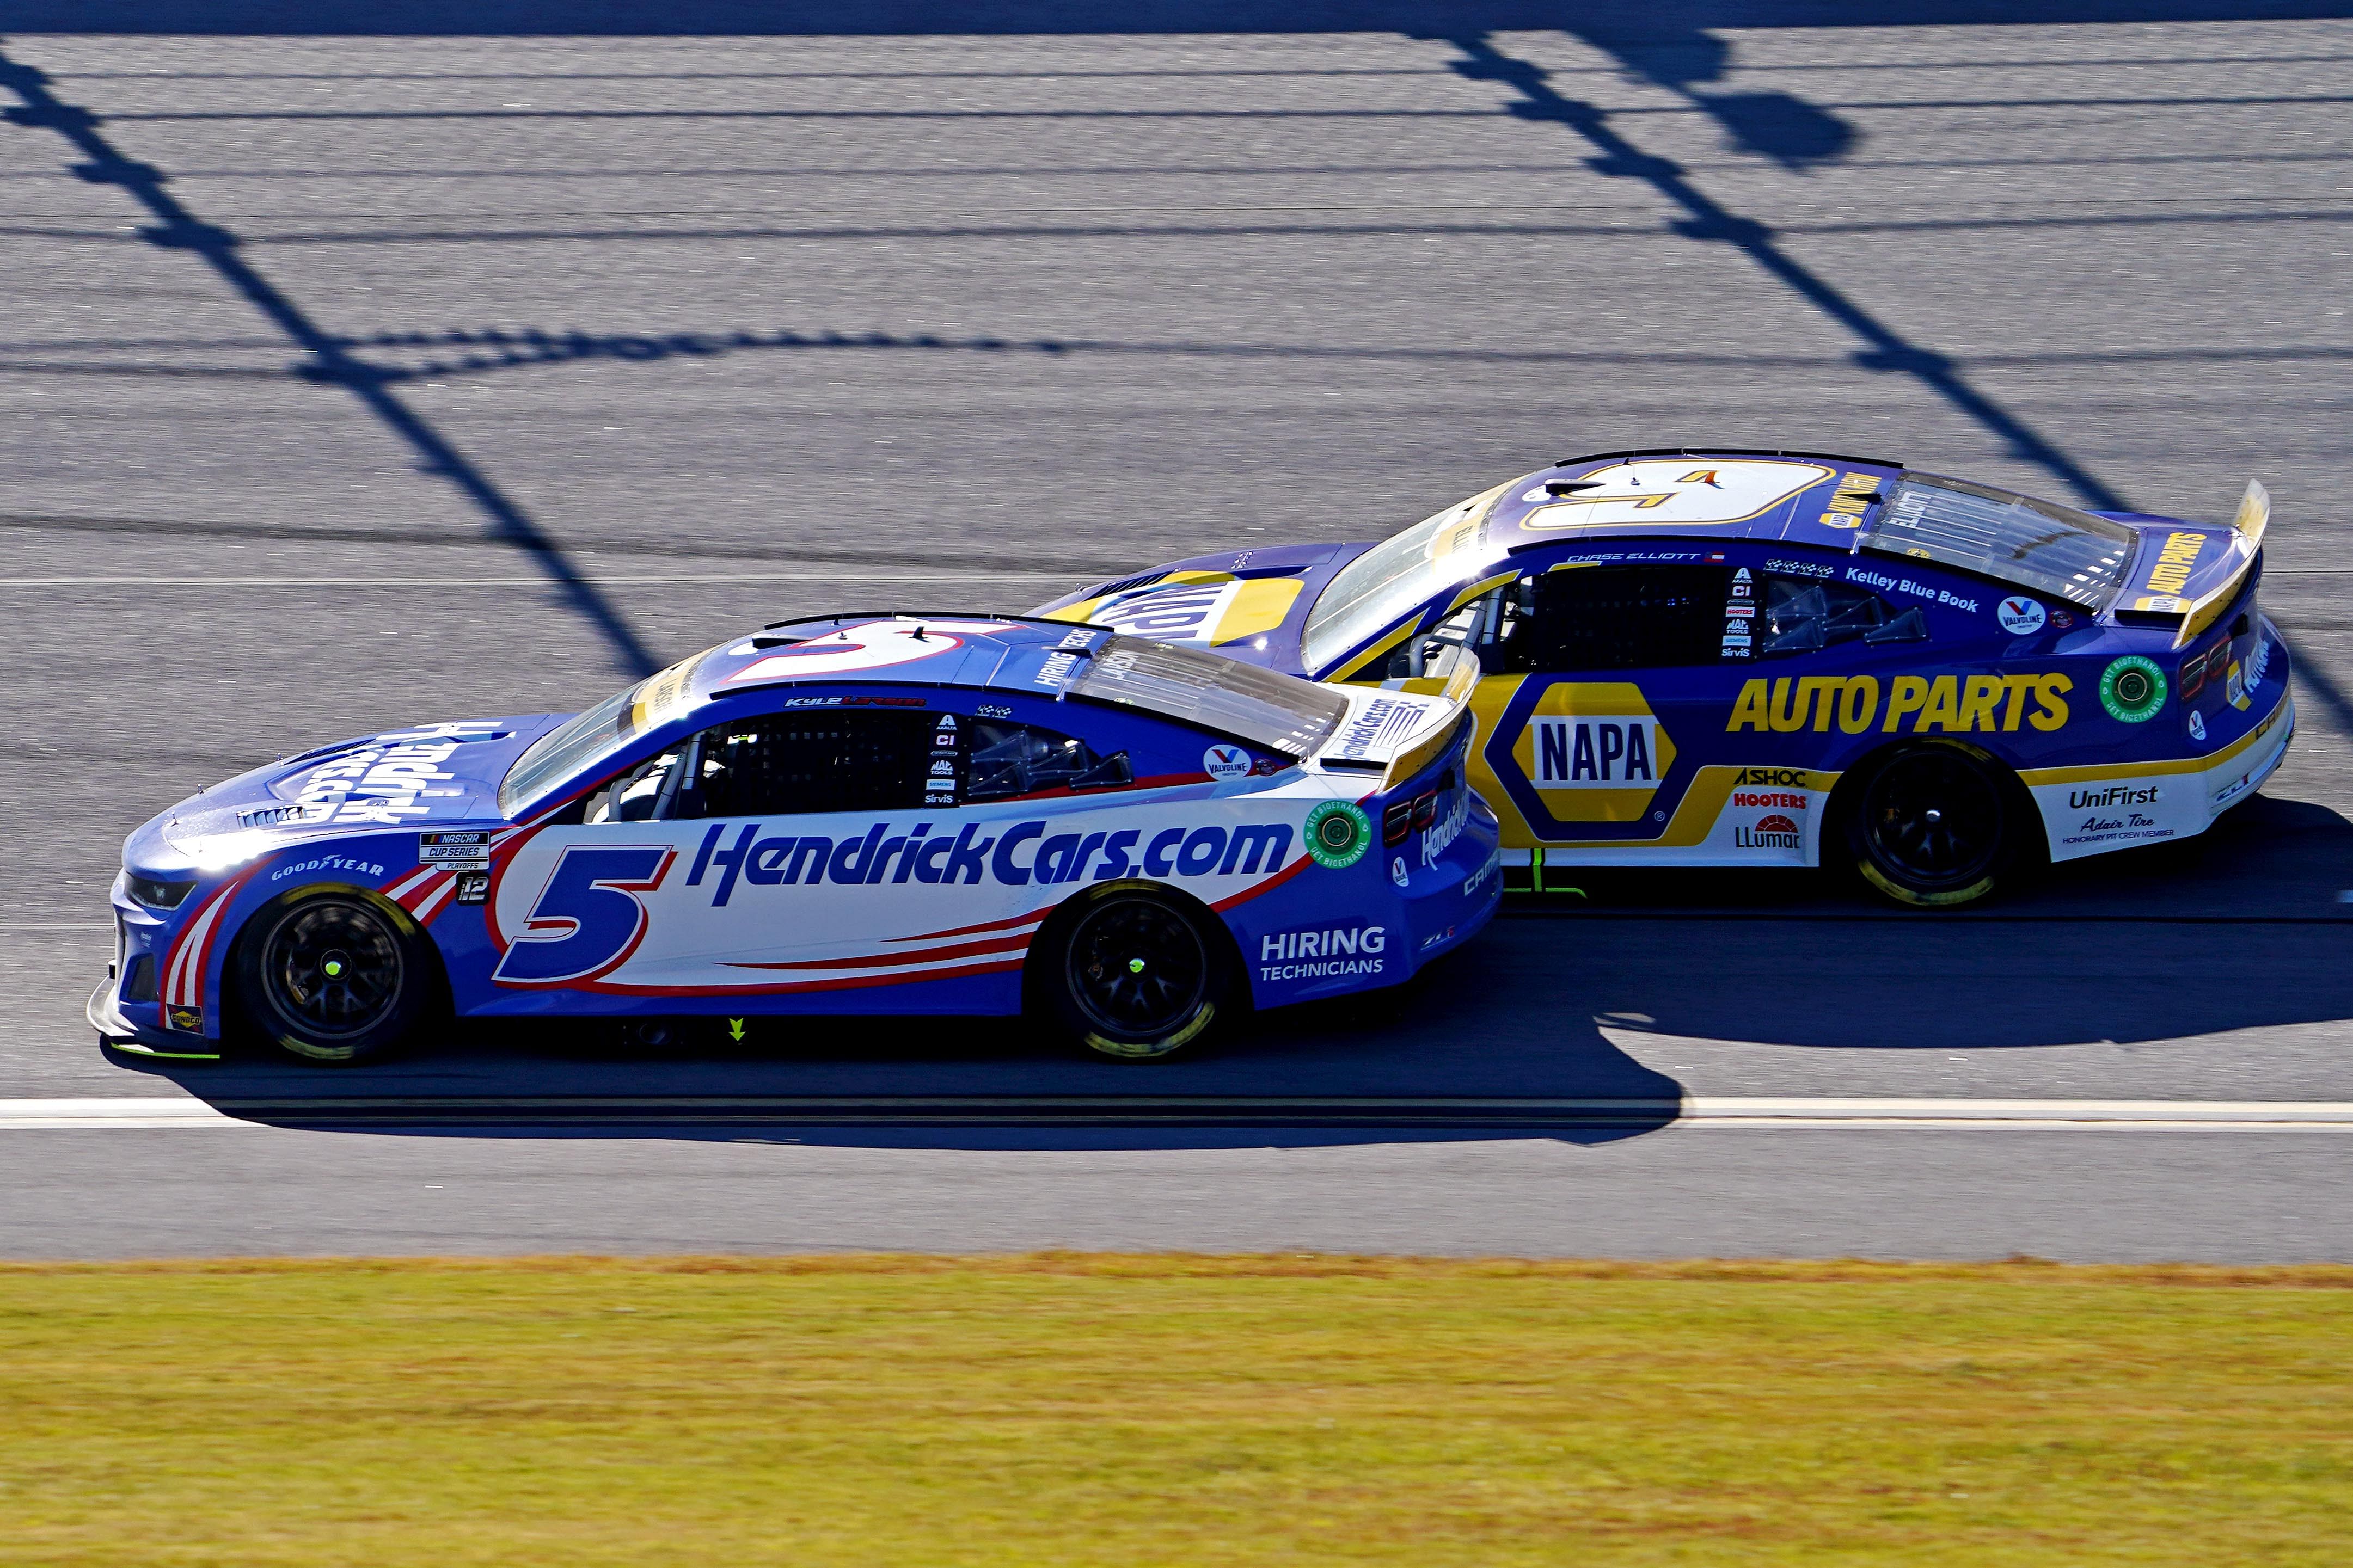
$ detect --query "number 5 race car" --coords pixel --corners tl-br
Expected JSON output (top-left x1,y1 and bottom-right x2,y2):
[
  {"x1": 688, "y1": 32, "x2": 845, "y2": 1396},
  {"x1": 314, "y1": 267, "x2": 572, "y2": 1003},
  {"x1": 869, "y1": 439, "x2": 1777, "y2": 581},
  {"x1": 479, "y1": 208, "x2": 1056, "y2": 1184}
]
[
  {"x1": 1034, "y1": 451, "x2": 2293, "y2": 908},
  {"x1": 93, "y1": 617, "x2": 1499, "y2": 1064}
]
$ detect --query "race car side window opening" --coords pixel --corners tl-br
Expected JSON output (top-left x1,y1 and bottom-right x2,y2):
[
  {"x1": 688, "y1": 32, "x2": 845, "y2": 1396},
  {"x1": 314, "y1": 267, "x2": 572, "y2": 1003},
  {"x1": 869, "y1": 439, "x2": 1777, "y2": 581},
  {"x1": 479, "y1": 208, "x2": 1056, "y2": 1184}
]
[
  {"x1": 965, "y1": 721, "x2": 1131, "y2": 800},
  {"x1": 1859, "y1": 473, "x2": 2135, "y2": 610},
  {"x1": 1300, "y1": 484, "x2": 1505, "y2": 674},
  {"x1": 1522, "y1": 564, "x2": 1731, "y2": 671},
  {"x1": 1069, "y1": 635, "x2": 1349, "y2": 755},
  {"x1": 1758, "y1": 575, "x2": 1922, "y2": 655},
  {"x1": 673, "y1": 711, "x2": 936, "y2": 819}
]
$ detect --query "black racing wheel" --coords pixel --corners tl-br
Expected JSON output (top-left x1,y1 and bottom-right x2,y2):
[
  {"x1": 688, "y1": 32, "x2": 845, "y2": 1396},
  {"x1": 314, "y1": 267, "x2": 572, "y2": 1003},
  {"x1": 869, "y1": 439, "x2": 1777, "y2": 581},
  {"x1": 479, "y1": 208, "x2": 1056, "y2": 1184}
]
[
  {"x1": 1045, "y1": 889, "x2": 1228, "y2": 1061},
  {"x1": 236, "y1": 893, "x2": 430, "y2": 1064},
  {"x1": 1847, "y1": 742, "x2": 2017, "y2": 909}
]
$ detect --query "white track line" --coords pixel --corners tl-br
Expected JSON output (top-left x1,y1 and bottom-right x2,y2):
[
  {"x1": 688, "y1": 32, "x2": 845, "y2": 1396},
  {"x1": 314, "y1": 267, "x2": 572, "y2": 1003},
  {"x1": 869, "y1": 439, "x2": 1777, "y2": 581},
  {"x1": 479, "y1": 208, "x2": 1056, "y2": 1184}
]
[{"x1": 6, "y1": 1098, "x2": 2353, "y2": 1130}]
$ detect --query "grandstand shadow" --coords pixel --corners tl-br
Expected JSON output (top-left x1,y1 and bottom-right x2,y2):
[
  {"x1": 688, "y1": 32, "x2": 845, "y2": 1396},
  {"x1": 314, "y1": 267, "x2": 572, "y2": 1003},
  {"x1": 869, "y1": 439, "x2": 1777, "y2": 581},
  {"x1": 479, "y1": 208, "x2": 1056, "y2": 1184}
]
[{"x1": 0, "y1": 45, "x2": 662, "y2": 681}]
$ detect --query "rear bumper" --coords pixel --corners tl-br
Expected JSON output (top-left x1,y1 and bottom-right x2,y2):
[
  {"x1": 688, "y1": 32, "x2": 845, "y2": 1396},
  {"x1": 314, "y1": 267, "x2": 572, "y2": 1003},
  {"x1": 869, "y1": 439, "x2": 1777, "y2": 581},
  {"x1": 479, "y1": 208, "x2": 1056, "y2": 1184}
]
[{"x1": 2028, "y1": 685, "x2": 2294, "y2": 864}]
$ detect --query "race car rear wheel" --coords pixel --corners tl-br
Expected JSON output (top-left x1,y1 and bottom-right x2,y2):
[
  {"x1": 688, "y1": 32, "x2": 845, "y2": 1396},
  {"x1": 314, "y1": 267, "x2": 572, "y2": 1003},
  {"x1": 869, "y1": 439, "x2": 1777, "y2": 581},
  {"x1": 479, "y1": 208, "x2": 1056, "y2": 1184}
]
[
  {"x1": 1046, "y1": 889, "x2": 1227, "y2": 1061},
  {"x1": 1847, "y1": 742, "x2": 2015, "y2": 909},
  {"x1": 236, "y1": 892, "x2": 428, "y2": 1064}
]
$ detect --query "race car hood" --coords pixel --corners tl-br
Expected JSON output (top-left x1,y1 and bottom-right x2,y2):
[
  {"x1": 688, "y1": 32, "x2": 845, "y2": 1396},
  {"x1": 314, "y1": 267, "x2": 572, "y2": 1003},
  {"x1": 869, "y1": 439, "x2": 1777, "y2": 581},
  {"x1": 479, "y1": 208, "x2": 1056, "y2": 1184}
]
[
  {"x1": 143, "y1": 715, "x2": 565, "y2": 865},
  {"x1": 1030, "y1": 542, "x2": 1367, "y2": 673}
]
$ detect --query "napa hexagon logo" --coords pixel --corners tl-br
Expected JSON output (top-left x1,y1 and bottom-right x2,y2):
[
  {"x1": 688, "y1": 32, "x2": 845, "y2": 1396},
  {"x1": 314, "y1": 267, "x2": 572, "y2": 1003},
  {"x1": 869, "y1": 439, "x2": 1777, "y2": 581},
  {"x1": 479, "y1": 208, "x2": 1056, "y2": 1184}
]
[
  {"x1": 1510, "y1": 682, "x2": 1676, "y2": 823},
  {"x1": 1047, "y1": 572, "x2": 1304, "y2": 648}
]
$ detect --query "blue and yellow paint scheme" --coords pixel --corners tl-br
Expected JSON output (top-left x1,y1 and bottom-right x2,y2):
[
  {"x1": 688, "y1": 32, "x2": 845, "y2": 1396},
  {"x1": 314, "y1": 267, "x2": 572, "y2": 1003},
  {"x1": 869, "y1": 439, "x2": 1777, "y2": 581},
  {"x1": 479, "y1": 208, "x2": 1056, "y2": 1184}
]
[{"x1": 1035, "y1": 449, "x2": 2292, "y2": 902}]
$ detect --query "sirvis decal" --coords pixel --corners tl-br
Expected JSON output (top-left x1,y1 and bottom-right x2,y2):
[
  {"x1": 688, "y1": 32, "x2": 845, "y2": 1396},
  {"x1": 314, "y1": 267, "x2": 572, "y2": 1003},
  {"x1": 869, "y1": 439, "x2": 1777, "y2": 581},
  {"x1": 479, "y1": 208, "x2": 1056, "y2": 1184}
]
[
  {"x1": 1522, "y1": 459, "x2": 1833, "y2": 530},
  {"x1": 1511, "y1": 684, "x2": 1677, "y2": 823}
]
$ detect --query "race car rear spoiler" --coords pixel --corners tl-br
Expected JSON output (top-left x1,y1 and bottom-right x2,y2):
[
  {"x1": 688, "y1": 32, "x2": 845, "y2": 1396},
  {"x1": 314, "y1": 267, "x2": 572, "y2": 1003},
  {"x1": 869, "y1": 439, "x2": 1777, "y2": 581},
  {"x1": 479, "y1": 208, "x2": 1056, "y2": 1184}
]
[
  {"x1": 1315, "y1": 647, "x2": 1482, "y2": 790},
  {"x1": 2172, "y1": 480, "x2": 2269, "y2": 649}
]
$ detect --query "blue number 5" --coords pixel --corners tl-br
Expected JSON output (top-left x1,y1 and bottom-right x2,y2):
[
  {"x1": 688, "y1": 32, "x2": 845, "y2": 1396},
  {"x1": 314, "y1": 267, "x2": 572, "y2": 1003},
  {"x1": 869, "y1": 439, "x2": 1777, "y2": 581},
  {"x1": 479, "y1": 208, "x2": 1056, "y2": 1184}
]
[{"x1": 494, "y1": 845, "x2": 675, "y2": 986}]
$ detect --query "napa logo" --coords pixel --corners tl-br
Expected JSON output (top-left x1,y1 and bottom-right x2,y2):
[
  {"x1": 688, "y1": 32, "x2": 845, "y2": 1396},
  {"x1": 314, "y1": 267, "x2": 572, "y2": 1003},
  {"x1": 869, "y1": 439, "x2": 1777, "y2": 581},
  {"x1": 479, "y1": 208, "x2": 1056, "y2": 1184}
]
[
  {"x1": 1057, "y1": 573, "x2": 1304, "y2": 648},
  {"x1": 1510, "y1": 683, "x2": 1677, "y2": 825}
]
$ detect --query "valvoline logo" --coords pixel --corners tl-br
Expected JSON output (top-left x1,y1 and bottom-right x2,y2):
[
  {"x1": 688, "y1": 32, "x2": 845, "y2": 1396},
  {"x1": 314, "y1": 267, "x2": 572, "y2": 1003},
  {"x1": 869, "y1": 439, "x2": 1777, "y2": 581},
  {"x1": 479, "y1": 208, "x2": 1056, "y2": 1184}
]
[{"x1": 1204, "y1": 745, "x2": 1251, "y2": 781}]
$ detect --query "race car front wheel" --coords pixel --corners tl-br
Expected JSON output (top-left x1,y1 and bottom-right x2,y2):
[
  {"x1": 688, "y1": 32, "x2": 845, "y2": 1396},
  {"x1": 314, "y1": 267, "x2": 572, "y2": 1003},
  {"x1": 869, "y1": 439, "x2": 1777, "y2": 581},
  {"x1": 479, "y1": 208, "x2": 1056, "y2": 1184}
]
[
  {"x1": 1046, "y1": 889, "x2": 1228, "y2": 1061},
  {"x1": 1847, "y1": 743, "x2": 2015, "y2": 909},
  {"x1": 236, "y1": 892, "x2": 430, "y2": 1064}
]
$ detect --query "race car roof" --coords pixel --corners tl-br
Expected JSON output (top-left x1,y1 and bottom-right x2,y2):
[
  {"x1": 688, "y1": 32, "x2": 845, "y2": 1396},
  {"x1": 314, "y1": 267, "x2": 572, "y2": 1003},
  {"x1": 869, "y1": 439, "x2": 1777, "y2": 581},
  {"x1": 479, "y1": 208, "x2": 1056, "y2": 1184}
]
[
  {"x1": 688, "y1": 614, "x2": 1108, "y2": 703},
  {"x1": 1482, "y1": 449, "x2": 1907, "y2": 553}
]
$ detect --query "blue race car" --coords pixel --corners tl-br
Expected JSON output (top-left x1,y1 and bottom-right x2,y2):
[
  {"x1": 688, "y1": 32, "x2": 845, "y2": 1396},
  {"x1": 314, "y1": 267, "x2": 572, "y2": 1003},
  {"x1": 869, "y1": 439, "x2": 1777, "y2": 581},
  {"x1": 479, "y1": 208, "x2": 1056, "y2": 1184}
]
[
  {"x1": 94, "y1": 616, "x2": 1499, "y2": 1063},
  {"x1": 1034, "y1": 451, "x2": 2292, "y2": 907}
]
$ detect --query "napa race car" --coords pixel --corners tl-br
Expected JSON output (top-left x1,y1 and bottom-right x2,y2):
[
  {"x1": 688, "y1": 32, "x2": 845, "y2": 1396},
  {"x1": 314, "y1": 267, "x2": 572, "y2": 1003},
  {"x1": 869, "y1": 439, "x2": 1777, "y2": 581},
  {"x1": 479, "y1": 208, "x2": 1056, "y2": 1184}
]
[
  {"x1": 1033, "y1": 451, "x2": 2292, "y2": 907},
  {"x1": 93, "y1": 616, "x2": 1498, "y2": 1065}
]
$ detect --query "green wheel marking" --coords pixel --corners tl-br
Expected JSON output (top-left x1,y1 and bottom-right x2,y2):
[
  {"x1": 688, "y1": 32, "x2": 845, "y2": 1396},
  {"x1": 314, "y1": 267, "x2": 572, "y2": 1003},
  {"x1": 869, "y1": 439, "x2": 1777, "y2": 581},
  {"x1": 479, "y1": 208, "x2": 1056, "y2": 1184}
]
[
  {"x1": 2100, "y1": 655, "x2": 2167, "y2": 723},
  {"x1": 1304, "y1": 800, "x2": 1372, "y2": 869}
]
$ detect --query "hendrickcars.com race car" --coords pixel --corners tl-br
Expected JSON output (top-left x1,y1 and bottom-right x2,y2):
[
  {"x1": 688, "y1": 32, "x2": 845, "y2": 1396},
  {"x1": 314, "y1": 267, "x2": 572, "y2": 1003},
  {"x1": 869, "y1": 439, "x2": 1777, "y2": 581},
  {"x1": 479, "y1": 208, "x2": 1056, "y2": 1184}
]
[
  {"x1": 93, "y1": 616, "x2": 1498, "y2": 1065},
  {"x1": 1033, "y1": 450, "x2": 2293, "y2": 908}
]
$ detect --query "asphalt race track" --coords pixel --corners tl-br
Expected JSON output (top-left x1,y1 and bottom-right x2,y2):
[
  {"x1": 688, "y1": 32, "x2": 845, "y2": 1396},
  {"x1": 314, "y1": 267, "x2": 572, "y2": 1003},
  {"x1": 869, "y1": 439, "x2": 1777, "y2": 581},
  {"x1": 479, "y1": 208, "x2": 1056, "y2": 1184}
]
[{"x1": 1, "y1": 10, "x2": 2350, "y2": 1259}]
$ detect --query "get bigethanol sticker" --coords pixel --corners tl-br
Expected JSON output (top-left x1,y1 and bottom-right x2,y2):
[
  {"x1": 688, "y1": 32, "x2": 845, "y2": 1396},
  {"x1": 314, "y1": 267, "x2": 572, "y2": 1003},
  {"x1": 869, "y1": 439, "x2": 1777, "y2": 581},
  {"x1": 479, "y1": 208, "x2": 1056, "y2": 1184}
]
[
  {"x1": 1304, "y1": 800, "x2": 1372, "y2": 869},
  {"x1": 2100, "y1": 655, "x2": 2167, "y2": 723}
]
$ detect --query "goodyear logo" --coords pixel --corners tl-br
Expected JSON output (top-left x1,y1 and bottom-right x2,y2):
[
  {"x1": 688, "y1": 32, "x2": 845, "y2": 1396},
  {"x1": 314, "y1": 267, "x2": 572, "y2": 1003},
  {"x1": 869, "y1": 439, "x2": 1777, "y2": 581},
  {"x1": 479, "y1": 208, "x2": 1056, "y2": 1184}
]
[{"x1": 1727, "y1": 674, "x2": 2070, "y2": 734}]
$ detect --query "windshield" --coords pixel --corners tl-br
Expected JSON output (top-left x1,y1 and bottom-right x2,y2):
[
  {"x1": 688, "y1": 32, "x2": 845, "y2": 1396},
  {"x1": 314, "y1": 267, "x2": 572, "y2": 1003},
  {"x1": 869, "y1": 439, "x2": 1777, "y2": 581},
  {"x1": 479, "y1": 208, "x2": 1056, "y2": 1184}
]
[
  {"x1": 1861, "y1": 473, "x2": 2137, "y2": 610},
  {"x1": 1068, "y1": 636, "x2": 1349, "y2": 756},
  {"x1": 1301, "y1": 483, "x2": 1505, "y2": 673},
  {"x1": 498, "y1": 648, "x2": 709, "y2": 816}
]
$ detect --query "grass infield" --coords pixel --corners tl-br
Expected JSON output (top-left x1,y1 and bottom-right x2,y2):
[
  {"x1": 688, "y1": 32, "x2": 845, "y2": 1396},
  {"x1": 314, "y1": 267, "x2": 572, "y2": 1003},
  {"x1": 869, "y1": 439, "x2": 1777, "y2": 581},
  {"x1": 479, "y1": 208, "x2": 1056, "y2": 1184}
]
[{"x1": 2, "y1": 1255, "x2": 2349, "y2": 1565}]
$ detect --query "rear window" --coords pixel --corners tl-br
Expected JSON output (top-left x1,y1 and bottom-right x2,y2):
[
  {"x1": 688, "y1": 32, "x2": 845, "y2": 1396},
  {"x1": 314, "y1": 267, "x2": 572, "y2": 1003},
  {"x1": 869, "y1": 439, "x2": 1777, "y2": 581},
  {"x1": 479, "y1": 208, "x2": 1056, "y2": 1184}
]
[
  {"x1": 1861, "y1": 473, "x2": 2136, "y2": 610},
  {"x1": 1067, "y1": 636, "x2": 1349, "y2": 756}
]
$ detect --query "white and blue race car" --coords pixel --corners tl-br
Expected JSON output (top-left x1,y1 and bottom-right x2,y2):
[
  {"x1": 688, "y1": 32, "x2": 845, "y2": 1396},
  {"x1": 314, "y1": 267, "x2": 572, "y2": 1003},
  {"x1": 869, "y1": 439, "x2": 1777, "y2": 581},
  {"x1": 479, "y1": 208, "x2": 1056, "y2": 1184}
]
[{"x1": 95, "y1": 616, "x2": 1499, "y2": 1063}]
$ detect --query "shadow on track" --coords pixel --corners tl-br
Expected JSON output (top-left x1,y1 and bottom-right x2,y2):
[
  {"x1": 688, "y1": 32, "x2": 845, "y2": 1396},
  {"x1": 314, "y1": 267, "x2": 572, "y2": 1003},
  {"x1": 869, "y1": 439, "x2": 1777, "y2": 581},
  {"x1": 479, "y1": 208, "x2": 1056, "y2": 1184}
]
[
  {"x1": 97, "y1": 788, "x2": 2353, "y2": 1147},
  {"x1": 0, "y1": 46, "x2": 663, "y2": 681}
]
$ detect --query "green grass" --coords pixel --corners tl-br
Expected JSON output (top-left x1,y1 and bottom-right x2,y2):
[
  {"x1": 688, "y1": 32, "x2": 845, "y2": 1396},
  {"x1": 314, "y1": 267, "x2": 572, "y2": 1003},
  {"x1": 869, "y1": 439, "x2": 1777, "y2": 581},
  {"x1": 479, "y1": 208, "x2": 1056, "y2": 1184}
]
[{"x1": 2, "y1": 1256, "x2": 2349, "y2": 1565}]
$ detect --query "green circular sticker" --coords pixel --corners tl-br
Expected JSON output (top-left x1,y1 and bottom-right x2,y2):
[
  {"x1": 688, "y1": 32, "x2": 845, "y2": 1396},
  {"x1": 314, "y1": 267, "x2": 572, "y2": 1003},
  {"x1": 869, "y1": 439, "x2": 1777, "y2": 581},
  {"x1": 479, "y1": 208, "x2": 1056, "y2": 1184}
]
[
  {"x1": 1304, "y1": 800, "x2": 1372, "y2": 869},
  {"x1": 2100, "y1": 655, "x2": 2167, "y2": 723}
]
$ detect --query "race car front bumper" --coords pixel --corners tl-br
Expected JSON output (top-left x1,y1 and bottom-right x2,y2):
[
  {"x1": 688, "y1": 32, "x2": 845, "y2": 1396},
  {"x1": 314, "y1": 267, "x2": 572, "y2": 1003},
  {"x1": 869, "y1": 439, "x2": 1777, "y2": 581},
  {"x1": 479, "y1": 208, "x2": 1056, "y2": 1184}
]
[{"x1": 89, "y1": 980, "x2": 220, "y2": 1061}]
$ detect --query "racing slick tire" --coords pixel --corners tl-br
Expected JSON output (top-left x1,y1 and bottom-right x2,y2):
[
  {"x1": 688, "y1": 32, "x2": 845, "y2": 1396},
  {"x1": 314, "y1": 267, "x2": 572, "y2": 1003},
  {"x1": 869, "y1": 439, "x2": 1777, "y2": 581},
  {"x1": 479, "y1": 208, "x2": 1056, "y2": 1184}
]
[
  {"x1": 1843, "y1": 741, "x2": 2021, "y2": 909},
  {"x1": 234, "y1": 890, "x2": 433, "y2": 1064},
  {"x1": 1038, "y1": 886, "x2": 1233, "y2": 1061}
]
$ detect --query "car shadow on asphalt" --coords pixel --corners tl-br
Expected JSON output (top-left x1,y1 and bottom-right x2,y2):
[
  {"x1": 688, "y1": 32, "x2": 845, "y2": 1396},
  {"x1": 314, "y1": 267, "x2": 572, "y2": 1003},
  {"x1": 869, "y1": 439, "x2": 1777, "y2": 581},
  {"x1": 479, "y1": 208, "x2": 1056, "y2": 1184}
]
[{"x1": 99, "y1": 788, "x2": 2353, "y2": 1147}]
